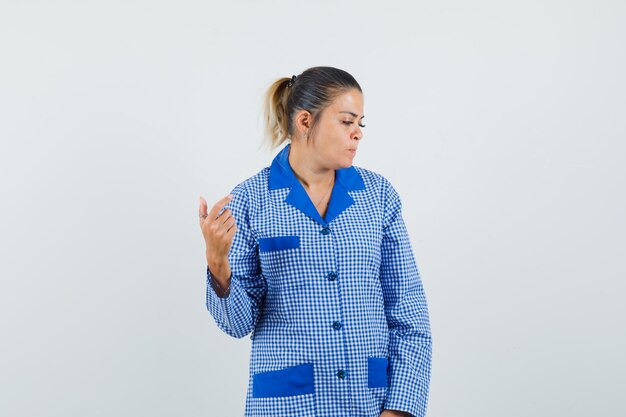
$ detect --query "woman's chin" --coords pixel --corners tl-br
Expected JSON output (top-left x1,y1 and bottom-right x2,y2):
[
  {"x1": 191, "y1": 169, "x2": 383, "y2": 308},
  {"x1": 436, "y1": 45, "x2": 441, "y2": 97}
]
[{"x1": 337, "y1": 161, "x2": 353, "y2": 169}]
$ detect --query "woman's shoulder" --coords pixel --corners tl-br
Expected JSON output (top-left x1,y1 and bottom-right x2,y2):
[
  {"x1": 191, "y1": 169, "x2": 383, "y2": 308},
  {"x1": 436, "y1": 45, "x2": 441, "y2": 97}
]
[
  {"x1": 229, "y1": 167, "x2": 271, "y2": 195},
  {"x1": 352, "y1": 165, "x2": 403, "y2": 215},
  {"x1": 352, "y1": 165, "x2": 397, "y2": 194},
  {"x1": 224, "y1": 167, "x2": 270, "y2": 216}
]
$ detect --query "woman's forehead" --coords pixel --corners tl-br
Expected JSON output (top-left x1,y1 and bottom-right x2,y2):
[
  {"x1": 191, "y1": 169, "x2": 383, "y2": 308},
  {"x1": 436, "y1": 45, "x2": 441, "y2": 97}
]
[{"x1": 329, "y1": 90, "x2": 364, "y2": 114}]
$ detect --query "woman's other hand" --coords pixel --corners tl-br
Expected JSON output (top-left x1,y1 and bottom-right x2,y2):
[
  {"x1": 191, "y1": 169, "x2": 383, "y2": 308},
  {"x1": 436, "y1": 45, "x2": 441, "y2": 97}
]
[{"x1": 380, "y1": 410, "x2": 411, "y2": 417}]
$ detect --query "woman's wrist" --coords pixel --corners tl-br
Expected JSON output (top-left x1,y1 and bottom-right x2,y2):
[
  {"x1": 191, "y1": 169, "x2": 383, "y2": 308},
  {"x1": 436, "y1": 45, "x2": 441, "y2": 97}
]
[
  {"x1": 209, "y1": 270, "x2": 231, "y2": 297},
  {"x1": 207, "y1": 256, "x2": 231, "y2": 284},
  {"x1": 206, "y1": 262, "x2": 232, "y2": 297}
]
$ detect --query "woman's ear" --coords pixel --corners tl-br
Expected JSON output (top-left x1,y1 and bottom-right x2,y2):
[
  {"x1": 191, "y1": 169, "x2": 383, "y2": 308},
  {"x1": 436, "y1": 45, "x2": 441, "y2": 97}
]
[{"x1": 293, "y1": 109, "x2": 312, "y2": 138}]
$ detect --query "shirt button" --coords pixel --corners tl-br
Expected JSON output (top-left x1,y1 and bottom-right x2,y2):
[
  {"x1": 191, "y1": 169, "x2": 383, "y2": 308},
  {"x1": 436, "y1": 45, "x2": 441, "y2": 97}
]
[
  {"x1": 327, "y1": 272, "x2": 338, "y2": 281},
  {"x1": 320, "y1": 227, "x2": 331, "y2": 235},
  {"x1": 332, "y1": 321, "x2": 342, "y2": 330},
  {"x1": 336, "y1": 370, "x2": 346, "y2": 379}
]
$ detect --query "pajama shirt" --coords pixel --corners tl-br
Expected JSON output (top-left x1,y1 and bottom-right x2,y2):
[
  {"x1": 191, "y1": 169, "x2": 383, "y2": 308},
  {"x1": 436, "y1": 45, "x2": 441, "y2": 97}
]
[{"x1": 206, "y1": 143, "x2": 432, "y2": 417}]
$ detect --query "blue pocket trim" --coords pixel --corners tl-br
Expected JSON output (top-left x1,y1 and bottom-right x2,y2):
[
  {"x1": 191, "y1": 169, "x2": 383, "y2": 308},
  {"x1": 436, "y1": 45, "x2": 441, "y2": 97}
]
[
  {"x1": 258, "y1": 235, "x2": 300, "y2": 252},
  {"x1": 252, "y1": 363, "x2": 314, "y2": 398},
  {"x1": 368, "y1": 357, "x2": 389, "y2": 388}
]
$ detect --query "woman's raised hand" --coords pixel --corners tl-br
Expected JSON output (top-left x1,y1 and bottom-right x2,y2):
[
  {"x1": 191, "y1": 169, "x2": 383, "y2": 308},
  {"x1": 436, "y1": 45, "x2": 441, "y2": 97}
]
[{"x1": 199, "y1": 194, "x2": 237, "y2": 283}]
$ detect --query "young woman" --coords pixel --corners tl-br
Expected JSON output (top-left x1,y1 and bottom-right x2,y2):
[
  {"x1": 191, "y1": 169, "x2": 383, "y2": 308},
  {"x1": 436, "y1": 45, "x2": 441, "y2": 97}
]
[{"x1": 199, "y1": 66, "x2": 432, "y2": 417}]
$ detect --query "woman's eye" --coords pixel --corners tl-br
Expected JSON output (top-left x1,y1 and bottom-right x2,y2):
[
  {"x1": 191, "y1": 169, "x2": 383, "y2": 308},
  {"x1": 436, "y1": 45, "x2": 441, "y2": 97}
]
[{"x1": 342, "y1": 121, "x2": 366, "y2": 128}]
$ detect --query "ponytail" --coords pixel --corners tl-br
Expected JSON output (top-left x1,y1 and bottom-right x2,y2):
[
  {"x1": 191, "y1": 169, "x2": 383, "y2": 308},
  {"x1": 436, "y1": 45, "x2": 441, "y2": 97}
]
[{"x1": 262, "y1": 77, "x2": 292, "y2": 149}]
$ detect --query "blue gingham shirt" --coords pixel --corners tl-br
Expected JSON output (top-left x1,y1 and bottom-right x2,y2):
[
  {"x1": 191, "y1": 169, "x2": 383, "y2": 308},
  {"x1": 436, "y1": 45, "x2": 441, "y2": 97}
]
[{"x1": 206, "y1": 144, "x2": 432, "y2": 417}]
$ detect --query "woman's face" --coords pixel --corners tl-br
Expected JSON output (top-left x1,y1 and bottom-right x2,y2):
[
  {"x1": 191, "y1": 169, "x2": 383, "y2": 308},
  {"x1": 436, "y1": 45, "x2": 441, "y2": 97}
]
[{"x1": 307, "y1": 89, "x2": 365, "y2": 170}]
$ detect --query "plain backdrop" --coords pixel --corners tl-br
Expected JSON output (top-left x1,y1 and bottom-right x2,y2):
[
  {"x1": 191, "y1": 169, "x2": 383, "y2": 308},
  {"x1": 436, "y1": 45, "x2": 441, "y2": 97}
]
[{"x1": 1, "y1": 1, "x2": 625, "y2": 416}]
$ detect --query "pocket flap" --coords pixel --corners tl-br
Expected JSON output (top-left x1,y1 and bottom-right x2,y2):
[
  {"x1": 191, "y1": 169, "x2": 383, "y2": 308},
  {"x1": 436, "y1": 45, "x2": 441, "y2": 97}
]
[
  {"x1": 252, "y1": 363, "x2": 314, "y2": 398},
  {"x1": 259, "y1": 235, "x2": 300, "y2": 252},
  {"x1": 368, "y1": 357, "x2": 389, "y2": 388}
]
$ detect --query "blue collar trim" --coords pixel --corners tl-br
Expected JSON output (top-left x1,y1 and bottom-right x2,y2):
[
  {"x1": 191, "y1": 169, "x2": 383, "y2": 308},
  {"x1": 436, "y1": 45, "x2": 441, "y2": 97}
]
[{"x1": 268, "y1": 143, "x2": 365, "y2": 225}]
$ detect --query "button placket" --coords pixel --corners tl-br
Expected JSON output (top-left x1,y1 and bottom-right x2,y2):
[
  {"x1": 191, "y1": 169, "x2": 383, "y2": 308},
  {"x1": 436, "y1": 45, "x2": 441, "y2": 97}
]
[{"x1": 318, "y1": 223, "x2": 349, "y2": 388}]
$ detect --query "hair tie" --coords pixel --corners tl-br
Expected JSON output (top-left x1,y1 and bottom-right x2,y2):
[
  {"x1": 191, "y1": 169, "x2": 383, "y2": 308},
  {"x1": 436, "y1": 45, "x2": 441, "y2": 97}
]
[{"x1": 287, "y1": 75, "x2": 297, "y2": 88}]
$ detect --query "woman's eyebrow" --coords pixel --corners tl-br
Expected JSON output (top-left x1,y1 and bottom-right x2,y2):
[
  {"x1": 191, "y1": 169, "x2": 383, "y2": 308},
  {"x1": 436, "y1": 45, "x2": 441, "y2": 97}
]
[{"x1": 339, "y1": 111, "x2": 365, "y2": 119}]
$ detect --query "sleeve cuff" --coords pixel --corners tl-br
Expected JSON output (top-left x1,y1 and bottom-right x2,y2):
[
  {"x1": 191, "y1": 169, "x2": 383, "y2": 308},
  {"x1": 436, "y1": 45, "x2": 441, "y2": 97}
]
[
  {"x1": 207, "y1": 265, "x2": 231, "y2": 298},
  {"x1": 383, "y1": 338, "x2": 432, "y2": 417},
  {"x1": 205, "y1": 267, "x2": 254, "y2": 338}
]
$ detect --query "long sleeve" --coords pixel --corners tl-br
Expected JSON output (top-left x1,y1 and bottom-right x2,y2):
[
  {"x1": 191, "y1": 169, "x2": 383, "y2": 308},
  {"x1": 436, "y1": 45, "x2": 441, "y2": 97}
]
[
  {"x1": 205, "y1": 183, "x2": 267, "y2": 339},
  {"x1": 380, "y1": 181, "x2": 432, "y2": 417}
]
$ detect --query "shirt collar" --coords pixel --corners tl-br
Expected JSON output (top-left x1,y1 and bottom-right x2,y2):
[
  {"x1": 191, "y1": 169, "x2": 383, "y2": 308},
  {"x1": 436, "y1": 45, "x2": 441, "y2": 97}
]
[
  {"x1": 268, "y1": 143, "x2": 365, "y2": 192},
  {"x1": 267, "y1": 143, "x2": 365, "y2": 226}
]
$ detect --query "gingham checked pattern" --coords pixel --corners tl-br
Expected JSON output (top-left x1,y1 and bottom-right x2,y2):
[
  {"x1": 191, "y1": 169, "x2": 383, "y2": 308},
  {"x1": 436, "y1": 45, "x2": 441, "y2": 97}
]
[{"x1": 206, "y1": 144, "x2": 432, "y2": 417}]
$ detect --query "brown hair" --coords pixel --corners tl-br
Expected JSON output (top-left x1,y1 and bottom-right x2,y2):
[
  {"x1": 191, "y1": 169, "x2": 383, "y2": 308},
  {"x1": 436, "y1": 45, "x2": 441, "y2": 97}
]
[{"x1": 262, "y1": 66, "x2": 362, "y2": 149}]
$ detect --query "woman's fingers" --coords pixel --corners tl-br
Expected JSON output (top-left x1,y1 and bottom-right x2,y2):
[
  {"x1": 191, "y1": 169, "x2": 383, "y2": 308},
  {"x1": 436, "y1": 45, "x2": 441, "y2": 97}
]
[
  {"x1": 218, "y1": 208, "x2": 232, "y2": 224},
  {"x1": 225, "y1": 220, "x2": 238, "y2": 238},
  {"x1": 207, "y1": 194, "x2": 234, "y2": 221},
  {"x1": 200, "y1": 194, "x2": 237, "y2": 260},
  {"x1": 199, "y1": 196, "x2": 209, "y2": 218},
  {"x1": 222, "y1": 215, "x2": 236, "y2": 232}
]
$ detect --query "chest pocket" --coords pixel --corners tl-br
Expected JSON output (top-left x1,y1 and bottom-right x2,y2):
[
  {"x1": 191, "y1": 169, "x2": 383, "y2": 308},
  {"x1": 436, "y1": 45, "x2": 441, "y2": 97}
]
[
  {"x1": 258, "y1": 235, "x2": 302, "y2": 281},
  {"x1": 259, "y1": 235, "x2": 300, "y2": 252}
]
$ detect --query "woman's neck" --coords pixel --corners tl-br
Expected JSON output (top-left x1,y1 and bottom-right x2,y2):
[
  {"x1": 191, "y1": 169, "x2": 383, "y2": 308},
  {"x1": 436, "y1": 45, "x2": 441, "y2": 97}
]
[{"x1": 288, "y1": 143, "x2": 334, "y2": 190}]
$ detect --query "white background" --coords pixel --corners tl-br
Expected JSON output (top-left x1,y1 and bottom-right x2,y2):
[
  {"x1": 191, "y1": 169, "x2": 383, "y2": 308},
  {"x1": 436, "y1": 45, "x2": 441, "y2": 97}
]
[{"x1": 1, "y1": 1, "x2": 624, "y2": 416}]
